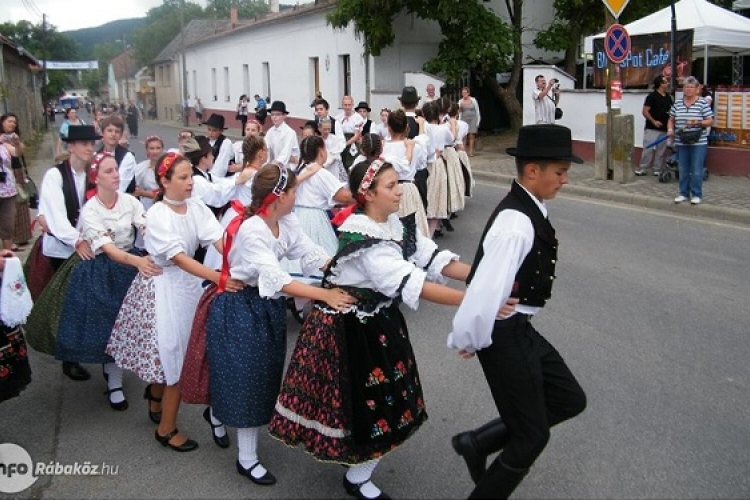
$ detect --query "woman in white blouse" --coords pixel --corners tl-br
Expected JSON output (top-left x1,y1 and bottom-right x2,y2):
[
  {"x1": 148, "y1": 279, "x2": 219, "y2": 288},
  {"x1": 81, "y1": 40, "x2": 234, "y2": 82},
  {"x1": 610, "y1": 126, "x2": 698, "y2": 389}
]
[
  {"x1": 55, "y1": 152, "x2": 163, "y2": 411},
  {"x1": 206, "y1": 164, "x2": 355, "y2": 486},
  {"x1": 106, "y1": 152, "x2": 244, "y2": 453}
]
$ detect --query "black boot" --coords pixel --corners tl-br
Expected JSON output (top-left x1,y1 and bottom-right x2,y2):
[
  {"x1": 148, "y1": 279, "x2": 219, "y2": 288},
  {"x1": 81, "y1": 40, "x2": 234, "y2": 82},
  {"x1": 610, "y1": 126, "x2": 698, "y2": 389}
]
[
  {"x1": 451, "y1": 418, "x2": 509, "y2": 483},
  {"x1": 62, "y1": 361, "x2": 91, "y2": 381},
  {"x1": 468, "y1": 457, "x2": 528, "y2": 500}
]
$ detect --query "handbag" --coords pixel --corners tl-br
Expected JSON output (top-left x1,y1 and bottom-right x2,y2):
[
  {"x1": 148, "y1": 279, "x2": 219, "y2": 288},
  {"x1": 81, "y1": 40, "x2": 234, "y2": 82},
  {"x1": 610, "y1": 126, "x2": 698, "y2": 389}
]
[
  {"x1": 677, "y1": 127, "x2": 703, "y2": 145},
  {"x1": 555, "y1": 107, "x2": 563, "y2": 120},
  {"x1": 19, "y1": 156, "x2": 38, "y2": 209}
]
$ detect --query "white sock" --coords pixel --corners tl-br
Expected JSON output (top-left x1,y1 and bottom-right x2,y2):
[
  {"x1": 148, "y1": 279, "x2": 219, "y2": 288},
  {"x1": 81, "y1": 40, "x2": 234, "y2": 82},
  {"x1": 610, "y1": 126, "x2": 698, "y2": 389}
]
[
  {"x1": 103, "y1": 363, "x2": 125, "y2": 404},
  {"x1": 346, "y1": 459, "x2": 382, "y2": 499},
  {"x1": 237, "y1": 426, "x2": 267, "y2": 478},
  {"x1": 209, "y1": 407, "x2": 226, "y2": 438}
]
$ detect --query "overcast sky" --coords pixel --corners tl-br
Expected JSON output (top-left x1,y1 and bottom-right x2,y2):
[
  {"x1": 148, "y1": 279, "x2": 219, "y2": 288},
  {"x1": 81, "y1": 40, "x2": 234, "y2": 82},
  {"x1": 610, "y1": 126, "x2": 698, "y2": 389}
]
[{"x1": 1, "y1": 0, "x2": 313, "y2": 32}]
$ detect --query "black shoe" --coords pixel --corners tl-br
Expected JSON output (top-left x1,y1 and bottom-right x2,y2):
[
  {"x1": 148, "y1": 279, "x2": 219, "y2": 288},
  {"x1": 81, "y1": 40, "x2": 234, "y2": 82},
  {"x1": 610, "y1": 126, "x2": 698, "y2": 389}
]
[
  {"x1": 450, "y1": 212, "x2": 458, "y2": 220},
  {"x1": 236, "y1": 460, "x2": 277, "y2": 486},
  {"x1": 287, "y1": 297, "x2": 304, "y2": 324},
  {"x1": 155, "y1": 429, "x2": 199, "y2": 452},
  {"x1": 104, "y1": 387, "x2": 129, "y2": 411},
  {"x1": 442, "y1": 219, "x2": 455, "y2": 232},
  {"x1": 343, "y1": 476, "x2": 391, "y2": 500},
  {"x1": 451, "y1": 418, "x2": 510, "y2": 484},
  {"x1": 433, "y1": 229, "x2": 444, "y2": 238},
  {"x1": 203, "y1": 407, "x2": 230, "y2": 448},
  {"x1": 143, "y1": 384, "x2": 162, "y2": 424},
  {"x1": 62, "y1": 362, "x2": 91, "y2": 381}
]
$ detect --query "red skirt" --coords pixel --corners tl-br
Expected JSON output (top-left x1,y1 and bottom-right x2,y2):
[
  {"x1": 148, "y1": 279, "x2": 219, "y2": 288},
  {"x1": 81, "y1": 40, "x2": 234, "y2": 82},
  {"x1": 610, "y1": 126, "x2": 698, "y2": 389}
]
[
  {"x1": 23, "y1": 237, "x2": 56, "y2": 303},
  {"x1": 179, "y1": 283, "x2": 219, "y2": 405}
]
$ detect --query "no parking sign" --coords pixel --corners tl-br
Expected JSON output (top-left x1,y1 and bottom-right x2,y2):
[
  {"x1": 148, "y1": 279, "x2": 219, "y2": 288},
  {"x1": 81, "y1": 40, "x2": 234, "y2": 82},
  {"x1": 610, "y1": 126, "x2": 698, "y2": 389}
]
[{"x1": 605, "y1": 24, "x2": 631, "y2": 64}]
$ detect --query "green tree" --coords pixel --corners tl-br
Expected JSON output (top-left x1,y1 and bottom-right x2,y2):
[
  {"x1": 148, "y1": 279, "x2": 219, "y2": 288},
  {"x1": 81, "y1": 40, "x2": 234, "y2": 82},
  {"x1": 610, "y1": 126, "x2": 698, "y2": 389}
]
[
  {"x1": 204, "y1": 0, "x2": 269, "y2": 19},
  {"x1": 0, "y1": 20, "x2": 80, "y2": 98},
  {"x1": 131, "y1": 0, "x2": 204, "y2": 67},
  {"x1": 328, "y1": 0, "x2": 525, "y2": 128}
]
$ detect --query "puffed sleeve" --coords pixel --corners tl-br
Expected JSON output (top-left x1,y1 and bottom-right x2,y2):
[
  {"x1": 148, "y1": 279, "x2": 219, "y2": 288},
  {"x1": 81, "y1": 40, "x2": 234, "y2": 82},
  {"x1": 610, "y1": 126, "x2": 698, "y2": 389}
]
[
  {"x1": 314, "y1": 168, "x2": 346, "y2": 207},
  {"x1": 410, "y1": 229, "x2": 459, "y2": 284},
  {"x1": 193, "y1": 200, "x2": 224, "y2": 247},
  {"x1": 79, "y1": 202, "x2": 112, "y2": 253},
  {"x1": 355, "y1": 242, "x2": 426, "y2": 310},
  {"x1": 232, "y1": 219, "x2": 293, "y2": 298},
  {"x1": 145, "y1": 205, "x2": 184, "y2": 260},
  {"x1": 283, "y1": 215, "x2": 330, "y2": 276}
]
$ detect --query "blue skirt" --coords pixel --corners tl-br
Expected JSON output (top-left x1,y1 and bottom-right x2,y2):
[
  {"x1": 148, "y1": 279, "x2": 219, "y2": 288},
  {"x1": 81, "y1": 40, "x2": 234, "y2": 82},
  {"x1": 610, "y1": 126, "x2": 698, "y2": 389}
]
[
  {"x1": 207, "y1": 286, "x2": 287, "y2": 428},
  {"x1": 55, "y1": 251, "x2": 142, "y2": 364}
]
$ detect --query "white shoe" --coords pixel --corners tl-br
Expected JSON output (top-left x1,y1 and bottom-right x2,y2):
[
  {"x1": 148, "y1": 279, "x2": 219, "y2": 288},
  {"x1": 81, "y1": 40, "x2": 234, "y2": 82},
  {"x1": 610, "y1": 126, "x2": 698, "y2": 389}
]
[
  {"x1": 674, "y1": 195, "x2": 687, "y2": 203},
  {"x1": 690, "y1": 196, "x2": 701, "y2": 205},
  {"x1": 653, "y1": 170, "x2": 660, "y2": 176}
]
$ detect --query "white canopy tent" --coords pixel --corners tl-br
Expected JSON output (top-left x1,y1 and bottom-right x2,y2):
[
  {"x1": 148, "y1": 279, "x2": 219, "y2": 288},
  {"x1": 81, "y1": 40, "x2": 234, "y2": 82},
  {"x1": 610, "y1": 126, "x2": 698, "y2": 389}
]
[{"x1": 584, "y1": 0, "x2": 750, "y2": 84}]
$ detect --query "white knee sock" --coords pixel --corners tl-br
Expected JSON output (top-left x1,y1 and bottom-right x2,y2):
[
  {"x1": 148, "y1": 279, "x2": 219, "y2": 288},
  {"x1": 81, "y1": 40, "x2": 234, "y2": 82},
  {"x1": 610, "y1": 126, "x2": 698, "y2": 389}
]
[
  {"x1": 237, "y1": 426, "x2": 267, "y2": 478},
  {"x1": 103, "y1": 363, "x2": 125, "y2": 404},
  {"x1": 346, "y1": 459, "x2": 382, "y2": 498},
  {"x1": 209, "y1": 407, "x2": 226, "y2": 438}
]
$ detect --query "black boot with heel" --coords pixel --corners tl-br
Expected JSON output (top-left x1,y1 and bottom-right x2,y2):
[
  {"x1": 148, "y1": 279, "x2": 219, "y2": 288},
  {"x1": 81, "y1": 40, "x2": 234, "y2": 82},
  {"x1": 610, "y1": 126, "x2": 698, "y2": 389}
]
[{"x1": 451, "y1": 417, "x2": 510, "y2": 483}]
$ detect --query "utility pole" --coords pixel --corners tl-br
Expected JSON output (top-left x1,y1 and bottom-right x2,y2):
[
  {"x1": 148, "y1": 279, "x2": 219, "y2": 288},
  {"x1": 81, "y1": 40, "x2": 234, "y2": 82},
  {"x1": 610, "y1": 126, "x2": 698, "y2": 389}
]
[
  {"x1": 180, "y1": 0, "x2": 189, "y2": 127},
  {"x1": 42, "y1": 13, "x2": 48, "y2": 130}
]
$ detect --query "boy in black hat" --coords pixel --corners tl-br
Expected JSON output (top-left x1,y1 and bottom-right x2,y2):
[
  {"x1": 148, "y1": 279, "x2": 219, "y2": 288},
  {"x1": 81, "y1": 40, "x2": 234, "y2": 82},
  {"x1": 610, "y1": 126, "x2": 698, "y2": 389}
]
[
  {"x1": 448, "y1": 124, "x2": 587, "y2": 499},
  {"x1": 355, "y1": 101, "x2": 372, "y2": 135},
  {"x1": 203, "y1": 113, "x2": 234, "y2": 178},
  {"x1": 264, "y1": 101, "x2": 299, "y2": 170}
]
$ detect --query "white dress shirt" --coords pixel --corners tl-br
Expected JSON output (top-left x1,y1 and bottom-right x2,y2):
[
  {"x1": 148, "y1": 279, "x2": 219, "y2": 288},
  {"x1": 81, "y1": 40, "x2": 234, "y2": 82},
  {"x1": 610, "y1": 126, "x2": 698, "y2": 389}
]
[
  {"x1": 40, "y1": 165, "x2": 87, "y2": 258},
  {"x1": 209, "y1": 136, "x2": 234, "y2": 178},
  {"x1": 448, "y1": 181, "x2": 545, "y2": 352},
  {"x1": 264, "y1": 122, "x2": 298, "y2": 170}
]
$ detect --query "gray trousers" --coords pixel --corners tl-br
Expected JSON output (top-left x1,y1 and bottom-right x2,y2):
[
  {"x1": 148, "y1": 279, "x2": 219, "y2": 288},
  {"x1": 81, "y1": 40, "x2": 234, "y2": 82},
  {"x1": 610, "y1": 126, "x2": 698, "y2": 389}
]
[{"x1": 639, "y1": 129, "x2": 669, "y2": 172}]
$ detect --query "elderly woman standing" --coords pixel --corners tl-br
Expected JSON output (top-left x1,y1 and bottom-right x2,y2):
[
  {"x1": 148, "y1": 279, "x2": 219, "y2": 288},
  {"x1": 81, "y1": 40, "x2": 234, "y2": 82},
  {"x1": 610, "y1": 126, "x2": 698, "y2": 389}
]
[
  {"x1": 458, "y1": 87, "x2": 481, "y2": 157},
  {"x1": 0, "y1": 114, "x2": 32, "y2": 249},
  {"x1": 668, "y1": 76, "x2": 713, "y2": 205}
]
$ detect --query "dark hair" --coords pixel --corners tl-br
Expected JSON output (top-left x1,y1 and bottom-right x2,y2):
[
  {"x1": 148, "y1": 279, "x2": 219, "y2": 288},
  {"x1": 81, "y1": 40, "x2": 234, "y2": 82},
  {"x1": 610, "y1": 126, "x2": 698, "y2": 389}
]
[
  {"x1": 297, "y1": 135, "x2": 326, "y2": 173},
  {"x1": 64, "y1": 107, "x2": 76, "y2": 118},
  {"x1": 185, "y1": 136, "x2": 213, "y2": 166},
  {"x1": 653, "y1": 75, "x2": 666, "y2": 89},
  {"x1": 387, "y1": 109, "x2": 408, "y2": 135},
  {"x1": 154, "y1": 153, "x2": 191, "y2": 201},
  {"x1": 438, "y1": 97, "x2": 451, "y2": 115},
  {"x1": 348, "y1": 160, "x2": 395, "y2": 204},
  {"x1": 242, "y1": 135, "x2": 266, "y2": 167},
  {"x1": 535, "y1": 74, "x2": 545, "y2": 83},
  {"x1": 245, "y1": 164, "x2": 298, "y2": 217},
  {"x1": 0, "y1": 113, "x2": 20, "y2": 137},
  {"x1": 447, "y1": 102, "x2": 460, "y2": 118},
  {"x1": 422, "y1": 101, "x2": 440, "y2": 123},
  {"x1": 360, "y1": 133, "x2": 383, "y2": 159},
  {"x1": 314, "y1": 98, "x2": 330, "y2": 110},
  {"x1": 515, "y1": 157, "x2": 550, "y2": 177},
  {"x1": 100, "y1": 115, "x2": 124, "y2": 132},
  {"x1": 239, "y1": 94, "x2": 248, "y2": 101}
]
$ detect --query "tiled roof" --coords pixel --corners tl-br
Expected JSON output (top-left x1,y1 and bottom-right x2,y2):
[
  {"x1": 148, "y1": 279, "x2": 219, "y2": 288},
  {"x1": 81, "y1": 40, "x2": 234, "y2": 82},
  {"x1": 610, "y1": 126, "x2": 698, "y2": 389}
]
[
  {"x1": 153, "y1": 20, "x2": 233, "y2": 64},
  {"x1": 110, "y1": 50, "x2": 138, "y2": 79}
]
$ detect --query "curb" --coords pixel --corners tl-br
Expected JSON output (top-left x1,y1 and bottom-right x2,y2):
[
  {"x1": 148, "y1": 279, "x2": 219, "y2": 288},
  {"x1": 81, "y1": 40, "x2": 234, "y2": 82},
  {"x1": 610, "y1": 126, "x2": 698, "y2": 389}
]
[{"x1": 473, "y1": 170, "x2": 750, "y2": 227}]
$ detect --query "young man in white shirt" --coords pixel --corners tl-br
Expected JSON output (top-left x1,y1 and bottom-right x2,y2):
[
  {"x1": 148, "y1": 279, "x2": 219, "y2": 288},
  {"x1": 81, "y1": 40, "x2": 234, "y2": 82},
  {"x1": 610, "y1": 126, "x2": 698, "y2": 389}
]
[
  {"x1": 264, "y1": 101, "x2": 299, "y2": 170},
  {"x1": 203, "y1": 114, "x2": 234, "y2": 178},
  {"x1": 98, "y1": 115, "x2": 137, "y2": 193},
  {"x1": 449, "y1": 124, "x2": 586, "y2": 499},
  {"x1": 532, "y1": 75, "x2": 560, "y2": 124}
]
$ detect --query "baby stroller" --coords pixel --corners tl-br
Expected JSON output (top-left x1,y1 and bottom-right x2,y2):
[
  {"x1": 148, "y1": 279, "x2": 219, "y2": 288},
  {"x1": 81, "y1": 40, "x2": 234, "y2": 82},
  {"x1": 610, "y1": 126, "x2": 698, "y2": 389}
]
[{"x1": 641, "y1": 133, "x2": 710, "y2": 184}]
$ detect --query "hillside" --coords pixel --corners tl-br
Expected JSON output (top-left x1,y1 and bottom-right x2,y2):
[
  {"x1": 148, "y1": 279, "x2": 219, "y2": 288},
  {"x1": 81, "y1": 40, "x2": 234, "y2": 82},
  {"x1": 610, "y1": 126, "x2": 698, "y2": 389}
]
[{"x1": 64, "y1": 18, "x2": 147, "y2": 58}]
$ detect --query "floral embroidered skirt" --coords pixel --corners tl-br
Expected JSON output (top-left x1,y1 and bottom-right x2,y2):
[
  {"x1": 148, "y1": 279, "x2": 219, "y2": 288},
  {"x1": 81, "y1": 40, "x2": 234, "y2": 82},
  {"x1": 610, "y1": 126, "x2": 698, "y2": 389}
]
[
  {"x1": 207, "y1": 286, "x2": 287, "y2": 428},
  {"x1": 0, "y1": 323, "x2": 32, "y2": 403},
  {"x1": 269, "y1": 302, "x2": 428, "y2": 464},
  {"x1": 55, "y1": 251, "x2": 142, "y2": 364}
]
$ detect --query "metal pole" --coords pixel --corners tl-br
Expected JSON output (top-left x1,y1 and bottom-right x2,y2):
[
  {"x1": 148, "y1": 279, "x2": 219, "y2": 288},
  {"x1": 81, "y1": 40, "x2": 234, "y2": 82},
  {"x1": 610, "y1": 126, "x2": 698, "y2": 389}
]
[
  {"x1": 180, "y1": 0, "x2": 189, "y2": 127},
  {"x1": 670, "y1": 0, "x2": 676, "y2": 99},
  {"x1": 42, "y1": 13, "x2": 48, "y2": 130}
]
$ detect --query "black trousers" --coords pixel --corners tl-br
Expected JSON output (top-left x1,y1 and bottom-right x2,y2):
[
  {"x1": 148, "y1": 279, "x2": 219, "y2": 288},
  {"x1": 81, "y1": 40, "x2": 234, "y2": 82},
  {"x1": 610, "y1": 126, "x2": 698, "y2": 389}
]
[{"x1": 477, "y1": 314, "x2": 586, "y2": 471}]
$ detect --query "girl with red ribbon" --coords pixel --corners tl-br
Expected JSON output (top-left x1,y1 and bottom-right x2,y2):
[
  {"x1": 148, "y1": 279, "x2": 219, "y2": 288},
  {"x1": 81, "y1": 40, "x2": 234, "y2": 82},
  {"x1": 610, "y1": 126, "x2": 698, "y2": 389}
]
[
  {"x1": 270, "y1": 159, "x2": 516, "y2": 500},
  {"x1": 204, "y1": 163, "x2": 355, "y2": 486},
  {"x1": 106, "y1": 152, "x2": 244, "y2": 453}
]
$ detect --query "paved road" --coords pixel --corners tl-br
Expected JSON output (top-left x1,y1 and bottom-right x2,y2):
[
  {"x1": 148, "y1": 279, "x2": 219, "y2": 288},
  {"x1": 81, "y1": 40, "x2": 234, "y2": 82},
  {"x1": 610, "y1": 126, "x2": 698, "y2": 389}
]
[{"x1": 5, "y1": 139, "x2": 750, "y2": 498}]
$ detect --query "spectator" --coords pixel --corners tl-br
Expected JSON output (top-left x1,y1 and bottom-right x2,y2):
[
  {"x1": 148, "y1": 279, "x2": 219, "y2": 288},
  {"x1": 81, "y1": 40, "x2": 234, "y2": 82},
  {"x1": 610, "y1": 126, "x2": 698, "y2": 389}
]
[
  {"x1": 254, "y1": 94, "x2": 268, "y2": 126},
  {"x1": 532, "y1": 75, "x2": 559, "y2": 125},
  {"x1": 194, "y1": 98, "x2": 204, "y2": 125},
  {"x1": 459, "y1": 86, "x2": 481, "y2": 157},
  {"x1": 57, "y1": 108, "x2": 86, "y2": 155},
  {"x1": 636, "y1": 76, "x2": 672, "y2": 176},
  {"x1": 236, "y1": 94, "x2": 250, "y2": 136}
]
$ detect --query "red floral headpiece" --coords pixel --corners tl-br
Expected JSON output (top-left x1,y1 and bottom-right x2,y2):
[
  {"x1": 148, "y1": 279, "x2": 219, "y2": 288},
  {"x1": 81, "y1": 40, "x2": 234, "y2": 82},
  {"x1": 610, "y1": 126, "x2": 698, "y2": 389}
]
[{"x1": 157, "y1": 152, "x2": 184, "y2": 180}]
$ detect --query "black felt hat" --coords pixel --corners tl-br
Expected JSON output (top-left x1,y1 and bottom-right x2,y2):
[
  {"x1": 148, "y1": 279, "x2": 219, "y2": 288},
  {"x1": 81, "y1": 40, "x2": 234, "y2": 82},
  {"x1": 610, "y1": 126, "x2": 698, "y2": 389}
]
[
  {"x1": 203, "y1": 113, "x2": 227, "y2": 130},
  {"x1": 506, "y1": 124, "x2": 582, "y2": 163},
  {"x1": 355, "y1": 101, "x2": 371, "y2": 112},
  {"x1": 61, "y1": 125, "x2": 102, "y2": 142},
  {"x1": 269, "y1": 101, "x2": 289, "y2": 114},
  {"x1": 397, "y1": 86, "x2": 420, "y2": 105}
]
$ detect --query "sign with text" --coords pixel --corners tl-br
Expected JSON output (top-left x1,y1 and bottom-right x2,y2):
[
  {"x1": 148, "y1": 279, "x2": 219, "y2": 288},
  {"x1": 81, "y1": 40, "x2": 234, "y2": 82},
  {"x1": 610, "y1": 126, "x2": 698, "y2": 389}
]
[
  {"x1": 43, "y1": 60, "x2": 99, "y2": 70},
  {"x1": 602, "y1": 0, "x2": 631, "y2": 18},
  {"x1": 592, "y1": 30, "x2": 694, "y2": 88}
]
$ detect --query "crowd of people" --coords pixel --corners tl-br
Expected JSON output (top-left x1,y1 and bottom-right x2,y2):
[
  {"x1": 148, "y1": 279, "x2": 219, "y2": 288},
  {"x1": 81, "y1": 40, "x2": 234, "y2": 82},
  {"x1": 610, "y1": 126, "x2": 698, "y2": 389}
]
[{"x1": 1, "y1": 84, "x2": 588, "y2": 500}]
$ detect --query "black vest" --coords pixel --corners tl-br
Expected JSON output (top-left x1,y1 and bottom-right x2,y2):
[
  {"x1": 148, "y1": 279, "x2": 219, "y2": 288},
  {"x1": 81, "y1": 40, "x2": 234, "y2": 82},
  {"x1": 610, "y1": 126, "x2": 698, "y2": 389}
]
[
  {"x1": 406, "y1": 116, "x2": 419, "y2": 139},
  {"x1": 467, "y1": 181, "x2": 558, "y2": 307},
  {"x1": 211, "y1": 135, "x2": 234, "y2": 177},
  {"x1": 55, "y1": 162, "x2": 82, "y2": 228},
  {"x1": 362, "y1": 119, "x2": 372, "y2": 135}
]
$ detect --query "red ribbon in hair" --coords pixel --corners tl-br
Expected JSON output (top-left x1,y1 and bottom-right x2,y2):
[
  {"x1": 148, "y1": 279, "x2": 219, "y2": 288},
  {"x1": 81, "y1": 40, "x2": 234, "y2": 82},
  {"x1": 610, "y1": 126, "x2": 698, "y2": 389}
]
[
  {"x1": 218, "y1": 200, "x2": 248, "y2": 293},
  {"x1": 158, "y1": 152, "x2": 183, "y2": 179},
  {"x1": 86, "y1": 152, "x2": 114, "y2": 200}
]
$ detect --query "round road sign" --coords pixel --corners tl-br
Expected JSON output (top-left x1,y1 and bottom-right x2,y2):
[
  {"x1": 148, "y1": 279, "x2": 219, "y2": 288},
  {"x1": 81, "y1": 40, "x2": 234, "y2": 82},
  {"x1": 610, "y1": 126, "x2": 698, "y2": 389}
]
[{"x1": 605, "y1": 24, "x2": 630, "y2": 64}]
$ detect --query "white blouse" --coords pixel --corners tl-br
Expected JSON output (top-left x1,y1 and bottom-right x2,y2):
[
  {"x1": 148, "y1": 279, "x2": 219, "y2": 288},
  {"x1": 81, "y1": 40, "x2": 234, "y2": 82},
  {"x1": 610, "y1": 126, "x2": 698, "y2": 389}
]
[
  {"x1": 145, "y1": 198, "x2": 223, "y2": 268},
  {"x1": 294, "y1": 166, "x2": 345, "y2": 209},
  {"x1": 80, "y1": 193, "x2": 146, "y2": 254},
  {"x1": 382, "y1": 140, "x2": 427, "y2": 181},
  {"x1": 228, "y1": 214, "x2": 329, "y2": 298},
  {"x1": 329, "y1": 213, "x2": 458, "y2": 314},
  {"x1": 134, "y1": 160, "x2": 159, "y2": 210}
]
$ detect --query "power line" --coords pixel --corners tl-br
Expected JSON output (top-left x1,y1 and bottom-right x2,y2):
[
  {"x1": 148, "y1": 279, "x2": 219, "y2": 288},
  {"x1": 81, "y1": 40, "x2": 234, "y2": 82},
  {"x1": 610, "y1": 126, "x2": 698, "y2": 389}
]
[{"x1": 20, "y1": 0, "x2": 43, "y2": 22}]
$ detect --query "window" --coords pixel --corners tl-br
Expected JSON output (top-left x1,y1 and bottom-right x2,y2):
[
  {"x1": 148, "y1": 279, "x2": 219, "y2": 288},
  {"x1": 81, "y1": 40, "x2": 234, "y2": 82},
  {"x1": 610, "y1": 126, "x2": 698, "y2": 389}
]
[
  {"x1": 223, "y1": 66, "x2": 230, "y2": 101},
  {"x1": 192, "y1": 70, "x2": 197, "y2": 99},
  {"x1": 211, "y1": 68, "x2": 217, "y2": 101},
  {"x1": 339, "y1": 54, "x2": 351, "y2": 98},
  {"x1": 243, "y1": 64, "x2": 250, "y2": 97},
  {"x1": 309, "y1": 57, "x2": 320, "y2": 102},
  {"x1": 262, "y1": 62, "x2": 270, "y2": 101}
]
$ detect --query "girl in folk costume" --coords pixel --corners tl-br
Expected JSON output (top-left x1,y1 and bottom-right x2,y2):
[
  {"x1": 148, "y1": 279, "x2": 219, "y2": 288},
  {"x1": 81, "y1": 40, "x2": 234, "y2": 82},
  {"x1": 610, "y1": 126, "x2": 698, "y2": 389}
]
[
  {"x1": 421, "y1": 101, "x2": 452, "y2": 238},
  {"x1": 383, "y1": 112, "x2": 430, "y2": 238},
  {"x1": 269, "y1": 160, "x2": 513, "y2": 499},
  {"x1": 233, "y1": 119, "x2": 263, "y2": 167},
  {"x1": 206, "y1": 164, "x2": 355, "y2": 485},
  {"x1": 106, "y1": 152, "x2": 244, "y2": 452},
  {"x1": 448, "y1": 102, "x2": 475, "y2": 198},
  {"x1": 55, "y1": 153, "x2": 162, "y2": 410},
  {"x1": 0, "y1": 250, "x2": 33, "y2": 404},
  {"x1": 438, "y1": 99, "x2": 466, "y2": 224}
]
